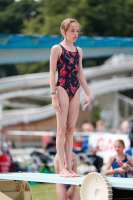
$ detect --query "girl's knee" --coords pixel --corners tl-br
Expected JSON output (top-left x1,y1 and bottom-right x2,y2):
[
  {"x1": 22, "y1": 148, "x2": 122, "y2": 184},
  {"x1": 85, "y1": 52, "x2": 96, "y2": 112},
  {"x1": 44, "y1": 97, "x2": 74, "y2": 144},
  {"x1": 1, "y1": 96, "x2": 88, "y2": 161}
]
[
  {"x1": 67, "y1": 126, "x2": 75, "y2": 135},
  {"x1": 57, "y1": 126, "x2": 67, "y2": 136}
]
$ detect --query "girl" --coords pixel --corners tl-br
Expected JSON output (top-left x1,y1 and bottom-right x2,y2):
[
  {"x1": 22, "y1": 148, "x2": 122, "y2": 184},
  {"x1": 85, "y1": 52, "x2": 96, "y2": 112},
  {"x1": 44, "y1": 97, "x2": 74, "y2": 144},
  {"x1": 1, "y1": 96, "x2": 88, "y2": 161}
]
[
  {"x1": 105, "y1": 139, "x2": 133, "y2": 177},
  {"x1": 49, "y1": 18, "x2": 91, "y2": 177},
  {"x1": 54, "y1": 152, "x2": 80, "y2": 200}
]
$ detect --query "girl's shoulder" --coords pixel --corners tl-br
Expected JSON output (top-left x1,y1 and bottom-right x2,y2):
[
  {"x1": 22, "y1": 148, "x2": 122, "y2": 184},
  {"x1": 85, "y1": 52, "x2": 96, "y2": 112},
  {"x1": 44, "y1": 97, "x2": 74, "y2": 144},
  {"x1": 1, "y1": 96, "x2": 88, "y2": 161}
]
[
  {"x1": 76, "y1": 46, "x2": 82, "y2": 52},
  {"x1": 51, "y1": 44, "x2": 61, "y2": 52},
  {"x1": 108, "y1": 156, "x2": 115, "y2": 163},
  {"x1": 126, "y1": 155, "x2": 133, "y2": 161},
  {"x1": 76, "y1": 46, "x2": 83, "y2": 56}
]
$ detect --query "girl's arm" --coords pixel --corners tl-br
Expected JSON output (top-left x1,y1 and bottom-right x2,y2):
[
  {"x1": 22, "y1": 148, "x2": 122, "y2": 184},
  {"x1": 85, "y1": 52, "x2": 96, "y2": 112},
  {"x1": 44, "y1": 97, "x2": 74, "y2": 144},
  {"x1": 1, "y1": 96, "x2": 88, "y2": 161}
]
[
  {"x1": 49, "y1": 45, "x2": 61, "y2": 113},
  {"x1": 127, "y1": 156, "x2": 133, "y2": 171},
  {"x1": 105, "y1": 157, "x2": 117, "y2": 176},
  {"x1": 77, "y1": 47, "x2": 91, "y2": 111},
  {"x1": 105, "y1": 157, "x2": 126, "y2": 175}
]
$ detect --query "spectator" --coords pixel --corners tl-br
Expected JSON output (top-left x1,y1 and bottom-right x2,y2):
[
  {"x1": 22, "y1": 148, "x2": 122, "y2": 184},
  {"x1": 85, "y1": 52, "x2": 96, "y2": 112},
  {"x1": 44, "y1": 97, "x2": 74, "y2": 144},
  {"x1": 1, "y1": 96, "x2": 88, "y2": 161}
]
[
  {"x1": 119, "y1": 119, "x2": 130, "y2": 134},
  {"x1": 1, "y1": 142, "x2": 15, "y2": 172},
  {"x1": 0, "y1": 150, "x2": 10, "y2": 172},
  {"x1": 128, "y1": 120, "x2": 133, "y2": 148},
  {"x1": 81, "y1": 121, "x2": 94, "y2": 151},
  {"x1": 95, "y1": 119, "x2": 105, "y2": 132},
  {"x1": 86, "y1": 146, "x2": 103, "y2": 173},
  {"x1": 42, "y1": 134, "x2": 51, "y2": 150},
  {"x1": 105, "y1": 139, "x2": 133, "y2": 177},
  {"x1": 80, "y1": 121, "x2": 103, "y2": 173},
  {"x1": 45, "y1": 136, "x2": 56, "y2": 155},
  {"x1": 81, "y1": 121, "x2": 94, "y2": 132},
  {"x1": 54, "y1": 152, "x2": 80, "y2": 200}
]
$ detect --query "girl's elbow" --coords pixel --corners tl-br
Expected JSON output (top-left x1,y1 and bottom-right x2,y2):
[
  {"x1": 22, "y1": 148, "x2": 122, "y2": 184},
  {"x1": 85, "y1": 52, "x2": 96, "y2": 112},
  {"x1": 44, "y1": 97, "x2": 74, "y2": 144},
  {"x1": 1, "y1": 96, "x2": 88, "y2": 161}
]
[
  {"x1": 105, "y1": 171, "x2": 108, "y2": 176},
  {"x1": 105, "y1": 170, "x2": 109, "y2": 176}
]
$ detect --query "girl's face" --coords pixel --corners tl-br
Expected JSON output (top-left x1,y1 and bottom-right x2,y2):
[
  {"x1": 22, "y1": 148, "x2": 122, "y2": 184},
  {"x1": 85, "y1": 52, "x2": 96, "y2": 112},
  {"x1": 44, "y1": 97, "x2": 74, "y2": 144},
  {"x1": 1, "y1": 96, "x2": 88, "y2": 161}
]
[
  {"x1": 114, "y1": 141, "x2": 125, "y2": 154},
  {"x1": 63, "y1": 22, "x2": 79, "y2": 42}
]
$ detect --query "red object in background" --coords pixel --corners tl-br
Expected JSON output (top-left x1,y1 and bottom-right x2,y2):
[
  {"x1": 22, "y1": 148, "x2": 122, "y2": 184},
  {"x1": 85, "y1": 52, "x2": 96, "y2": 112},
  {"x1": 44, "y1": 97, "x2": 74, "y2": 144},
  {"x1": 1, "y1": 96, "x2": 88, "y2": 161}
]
[
  {"x1": 0, "y1": 153, "x2": 10, "y2": 172},
  {"x1": 73, "y1": 141, "x2": 82, "y2": 149},
  {"x1": 117, "y1": 160, "x2": 123, "y2": 167}
]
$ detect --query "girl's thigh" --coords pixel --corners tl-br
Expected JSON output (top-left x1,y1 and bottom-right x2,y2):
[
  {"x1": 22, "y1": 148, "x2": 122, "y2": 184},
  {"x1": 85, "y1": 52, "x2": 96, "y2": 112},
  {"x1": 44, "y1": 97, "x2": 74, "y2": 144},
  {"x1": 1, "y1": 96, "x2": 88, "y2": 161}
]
[
  {"x1": 56, "y1": 184, "x2": 67, "y2": 200},
  {"x1": 56, "y1": 86, "x2": 69, "y2": 128},
  {"x1": 67, "y1": 88, "x2": 80, "y2": 127}
]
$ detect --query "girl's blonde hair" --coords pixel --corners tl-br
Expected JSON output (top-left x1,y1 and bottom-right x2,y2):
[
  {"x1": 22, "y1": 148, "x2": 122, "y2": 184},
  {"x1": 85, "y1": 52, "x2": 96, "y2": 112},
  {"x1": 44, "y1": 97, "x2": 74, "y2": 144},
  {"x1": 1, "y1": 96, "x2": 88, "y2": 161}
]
[
  {"x1": 115, "y1": 139, "x2": 125, "y2": 147},
  {"x1": 60, "y1": 18, "x2": 81, "y2": 40}
]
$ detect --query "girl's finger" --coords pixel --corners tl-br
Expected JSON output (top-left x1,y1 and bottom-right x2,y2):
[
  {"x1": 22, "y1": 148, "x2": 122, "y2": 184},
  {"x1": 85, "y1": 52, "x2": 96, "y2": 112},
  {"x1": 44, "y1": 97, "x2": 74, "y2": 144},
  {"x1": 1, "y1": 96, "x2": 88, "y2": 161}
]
[{"x1": 82, "y1": 104, "x2": 87, "y2": 111}]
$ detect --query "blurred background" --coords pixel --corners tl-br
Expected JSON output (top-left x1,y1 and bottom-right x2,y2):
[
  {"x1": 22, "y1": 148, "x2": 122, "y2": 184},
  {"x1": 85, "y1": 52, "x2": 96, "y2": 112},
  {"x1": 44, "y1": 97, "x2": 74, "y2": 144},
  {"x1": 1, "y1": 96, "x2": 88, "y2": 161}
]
[{"x1": 0, "y1": 0, "x2": 133, "y2": 178}]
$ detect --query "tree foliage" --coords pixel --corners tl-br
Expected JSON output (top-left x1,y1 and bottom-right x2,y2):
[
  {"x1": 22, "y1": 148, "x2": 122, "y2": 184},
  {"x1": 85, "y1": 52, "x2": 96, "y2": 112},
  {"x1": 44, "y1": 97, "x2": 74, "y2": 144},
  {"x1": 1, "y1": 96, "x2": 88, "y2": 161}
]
[
  {"x1": 0, "y1": 0, "x2": 41, "y2": 33},
  {"x1": 23, "y1": 0, "x2": 133, "y2": 37},
  {"x1": 1, "y1": 0, "x2": 133, "y2": 76}
]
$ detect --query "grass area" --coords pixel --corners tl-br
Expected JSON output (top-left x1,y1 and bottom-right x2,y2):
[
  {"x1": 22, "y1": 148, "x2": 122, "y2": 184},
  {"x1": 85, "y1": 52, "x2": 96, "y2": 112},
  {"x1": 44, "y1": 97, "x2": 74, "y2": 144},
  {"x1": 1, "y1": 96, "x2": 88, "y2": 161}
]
[
  {"x1": 31, "y1": 183, "x2": 57, "y2": 200},
  {"x1": 30, "y1": 183, "x2": 80, "y2": 200}
]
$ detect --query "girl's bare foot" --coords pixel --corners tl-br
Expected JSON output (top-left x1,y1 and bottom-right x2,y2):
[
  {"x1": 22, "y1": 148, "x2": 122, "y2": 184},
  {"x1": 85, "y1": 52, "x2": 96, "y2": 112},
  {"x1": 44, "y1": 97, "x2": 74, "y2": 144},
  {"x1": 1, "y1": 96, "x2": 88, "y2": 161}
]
[
  {"x1": 59, "y1": 168, "x2": 75, "y2": 177},
  {"x1": 68, "y1": 169, "x2": 81, "y2": 177}
]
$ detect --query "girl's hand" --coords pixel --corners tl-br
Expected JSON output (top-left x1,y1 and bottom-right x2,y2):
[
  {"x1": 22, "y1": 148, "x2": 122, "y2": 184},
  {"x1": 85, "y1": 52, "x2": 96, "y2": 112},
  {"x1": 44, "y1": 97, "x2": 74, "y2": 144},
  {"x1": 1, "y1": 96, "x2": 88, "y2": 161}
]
[
  {"x1": 82, "y1": 96, "x2": 91, "y2": 111},
  {"x1": 52, "y1": 95, "x2": 61, "y2": 113},
  {"x1": 124, "y1": 164, "x2": 132, "y2": 171},
  {"x1": 117, "y1": 167, "x2": 126, "y2": 174},
  {"x1": 66, "y1": 187, "x2": 74, "y2": 197},
  {"x1": 122, "y1": 163, "x2": 129, "y2": 171}
]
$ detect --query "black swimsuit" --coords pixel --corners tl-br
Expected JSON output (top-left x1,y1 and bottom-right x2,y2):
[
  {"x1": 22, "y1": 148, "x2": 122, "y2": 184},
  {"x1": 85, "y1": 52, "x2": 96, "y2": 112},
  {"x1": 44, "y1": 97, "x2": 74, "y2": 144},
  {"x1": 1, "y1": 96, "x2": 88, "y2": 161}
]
[
  {"x1": 112, "y1": 155, "x2": 128, "y2": 178},
  {"x1": 57, "y1": 44, "x2": 80, "y2": 100}
]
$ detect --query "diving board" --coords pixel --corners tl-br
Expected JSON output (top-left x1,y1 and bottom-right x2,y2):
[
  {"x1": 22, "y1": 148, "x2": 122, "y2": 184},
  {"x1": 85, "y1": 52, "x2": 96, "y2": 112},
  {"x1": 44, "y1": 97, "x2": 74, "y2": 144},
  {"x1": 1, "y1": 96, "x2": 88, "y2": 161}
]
[
  {"x1": 0, "y1": 172, "x2": 132, "y2": 189},
  {"x1": 0, "y1": 172, "x2": 133, "y2": 200},
  {"x1": 0, "y1": 173, "x2": 83, "y2": 186}
]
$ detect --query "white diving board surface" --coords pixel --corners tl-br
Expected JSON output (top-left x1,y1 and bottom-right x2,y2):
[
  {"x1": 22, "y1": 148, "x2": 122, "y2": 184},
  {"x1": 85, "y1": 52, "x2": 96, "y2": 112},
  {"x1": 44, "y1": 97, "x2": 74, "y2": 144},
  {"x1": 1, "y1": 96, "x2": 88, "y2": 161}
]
[{"x1": 0, "y1": 173, "x2": 133, "y2": 189}]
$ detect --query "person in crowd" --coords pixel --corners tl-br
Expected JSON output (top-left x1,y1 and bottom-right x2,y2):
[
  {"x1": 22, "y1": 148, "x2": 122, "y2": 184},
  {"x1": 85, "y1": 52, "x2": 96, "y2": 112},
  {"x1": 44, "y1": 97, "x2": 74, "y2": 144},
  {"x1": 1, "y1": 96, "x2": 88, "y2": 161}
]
[
  {"x1": 95, "y1": 119, "x2": 105, "y2": 132},
  {"x1": 128, "y1": 119, "x2": 133, "y2": 148},
  {"x1": 81, "y1": 121, "x2": 94, "y2": 132},
  {"x1": 54, "y1": 152, "x2": 80, "y2": 200},
  {"x1": 119, "y1": 119, "x2": 130, "y2": 134},
  {"x1": 49, "y1": 18, "x2": 91, "y2": 177},
  {"x1": 0, "y1": 149, "x2": 10, "y2": 172},
  {"x1": 105, "y1": 139, "x2": 133, "y2": 177},
  {"x1": 81, "y1": 121, "x2": 103, "y2": 173},
  {"x1": 42, "y1": 135, "x2": 51, "y2": 150},
  {"x1": 81, "y1": 121, "x2": 94, "y2": 151},
  {"x1": 45, "y1": 136, "x2": 56, "y2": 155}
]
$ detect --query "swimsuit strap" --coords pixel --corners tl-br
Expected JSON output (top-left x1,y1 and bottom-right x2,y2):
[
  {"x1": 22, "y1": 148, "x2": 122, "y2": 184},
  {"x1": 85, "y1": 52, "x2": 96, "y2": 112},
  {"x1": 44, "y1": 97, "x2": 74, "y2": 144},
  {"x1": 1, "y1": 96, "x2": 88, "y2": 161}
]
[
  {"x1": 114, "y1": 155, "x2": 128, "y2": 162},
  {"x1": 124, "y1": 154, "x2": 128, "y2": 163},
  {"x1": 59, "y1": 44, "x2": 77, "y2": 53}
]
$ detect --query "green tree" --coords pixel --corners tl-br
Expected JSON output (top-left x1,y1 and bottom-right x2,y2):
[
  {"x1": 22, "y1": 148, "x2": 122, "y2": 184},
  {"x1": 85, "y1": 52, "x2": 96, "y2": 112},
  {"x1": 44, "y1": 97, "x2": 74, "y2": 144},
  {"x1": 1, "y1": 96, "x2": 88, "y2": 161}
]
[
  {"x1": 15, "y1": 61, "x2": 49, "y2": 75},
  {"x1": 0, "y1": 0, "x2": 42, "y2": 77},
  {"x1": 0, "y1": 0, "x2": 41, "y2": 33},
  {"x1": 1, "y1": 0, "x2": 133, "y2": 76},
  {"x1": 23, "y1": 0, "x2": 133, "y2": 37}
]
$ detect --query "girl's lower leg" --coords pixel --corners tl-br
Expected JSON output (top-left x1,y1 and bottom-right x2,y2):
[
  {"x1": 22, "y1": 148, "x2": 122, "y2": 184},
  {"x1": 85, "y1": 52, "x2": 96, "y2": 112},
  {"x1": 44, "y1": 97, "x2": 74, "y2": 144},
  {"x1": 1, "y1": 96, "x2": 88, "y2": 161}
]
[
  {"x1": 65, "y1": 134, "x2": 80, "y2": 177},
  {"x1": 56, "y1": 131, "x2": 74, "y2": 177}
]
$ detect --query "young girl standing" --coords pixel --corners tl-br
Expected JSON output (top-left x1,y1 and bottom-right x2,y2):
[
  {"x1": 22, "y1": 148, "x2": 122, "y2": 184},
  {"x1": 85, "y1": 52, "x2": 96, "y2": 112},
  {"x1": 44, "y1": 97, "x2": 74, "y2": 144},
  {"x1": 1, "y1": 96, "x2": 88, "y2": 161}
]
[
  {"x1": 105, "y1": 139, "x2": 133, "y2": 177},
  {"x1": 49, "y1": 18, "x2": 91, "y2": 177}
]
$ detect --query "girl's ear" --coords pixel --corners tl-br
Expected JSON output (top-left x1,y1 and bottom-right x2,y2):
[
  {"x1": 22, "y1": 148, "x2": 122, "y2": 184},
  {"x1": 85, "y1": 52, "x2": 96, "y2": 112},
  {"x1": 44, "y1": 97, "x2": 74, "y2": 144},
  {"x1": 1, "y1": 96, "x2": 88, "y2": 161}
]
[{"x1": 61, "y1": 30, "x2": 65, "y2": 37}]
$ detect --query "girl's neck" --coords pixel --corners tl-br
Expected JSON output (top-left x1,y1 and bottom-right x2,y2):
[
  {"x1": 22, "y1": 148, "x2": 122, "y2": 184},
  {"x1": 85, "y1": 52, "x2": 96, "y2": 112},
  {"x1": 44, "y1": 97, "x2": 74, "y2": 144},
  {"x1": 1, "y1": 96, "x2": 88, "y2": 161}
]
[
  {"x1": 116, "y1": 153, "x2": 125, "y2": 160},
  {"x1": 61, "y1": 39, "x2": 74, "y2": 47}
]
